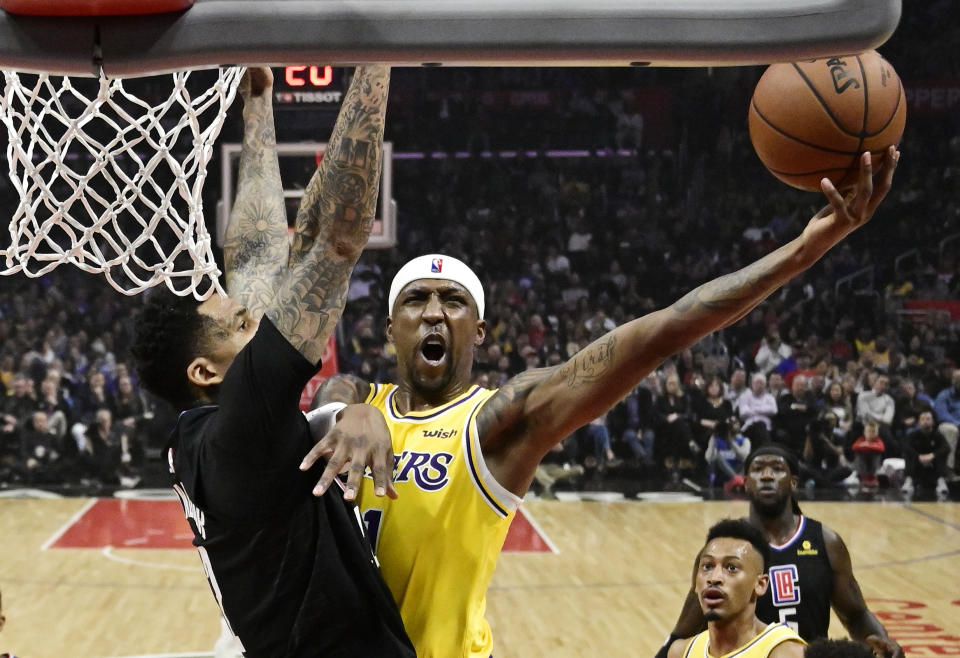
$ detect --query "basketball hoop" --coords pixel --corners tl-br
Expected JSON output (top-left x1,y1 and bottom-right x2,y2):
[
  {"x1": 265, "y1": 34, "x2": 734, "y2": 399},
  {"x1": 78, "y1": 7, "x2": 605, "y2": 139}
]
[{"x1": 0, "y1": 65, "x2": 243, "y2": 299}]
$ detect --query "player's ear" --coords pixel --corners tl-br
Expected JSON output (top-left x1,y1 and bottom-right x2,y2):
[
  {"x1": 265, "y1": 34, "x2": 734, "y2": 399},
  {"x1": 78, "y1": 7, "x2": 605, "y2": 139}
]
[
  {"x1": 186, "y1": 356, "x2": 225, "y2": 389},
  {"x1": 385, "y1": 316, "x2": 395, "y2": 345},
  {"x1": 475, "y1": 319, "x2": 487, "y2": 347},
  {"x1": 755, "y1": 572, "x2": 769, "y2": 597}
]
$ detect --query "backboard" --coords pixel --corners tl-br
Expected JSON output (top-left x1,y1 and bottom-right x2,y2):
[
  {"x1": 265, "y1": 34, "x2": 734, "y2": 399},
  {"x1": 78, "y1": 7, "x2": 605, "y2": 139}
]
[{"x1": 0, "y1": 0, "x2": 902, "y2": 74}]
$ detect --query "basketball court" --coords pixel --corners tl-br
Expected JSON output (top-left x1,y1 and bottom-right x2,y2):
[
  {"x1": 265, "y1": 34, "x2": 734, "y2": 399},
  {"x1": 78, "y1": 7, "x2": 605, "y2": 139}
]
[
  {"x1": 0, "y1": 0, "x2": 927, "y2": 656},
  {"x1": 0, "y1": 491, "x2": 956, "y2": 656}
]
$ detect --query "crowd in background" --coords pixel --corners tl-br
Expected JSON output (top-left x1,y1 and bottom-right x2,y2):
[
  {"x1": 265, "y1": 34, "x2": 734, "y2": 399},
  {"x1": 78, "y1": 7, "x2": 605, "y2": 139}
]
[{"x1": 0, "y1": 2, "x2": 958, "y2": 498}]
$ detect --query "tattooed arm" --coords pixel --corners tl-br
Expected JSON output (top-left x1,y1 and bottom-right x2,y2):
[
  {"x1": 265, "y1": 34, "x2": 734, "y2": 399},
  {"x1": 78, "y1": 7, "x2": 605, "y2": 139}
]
[
  {"x1": 263, "y1": 66, "x2": 391, "y2": 364},
  {"x1": 479, "y1": 148, "x2": 899, "y2": 496},
  {"x1": 223, "y1": 67, "x2": 289, "y2": 316}
]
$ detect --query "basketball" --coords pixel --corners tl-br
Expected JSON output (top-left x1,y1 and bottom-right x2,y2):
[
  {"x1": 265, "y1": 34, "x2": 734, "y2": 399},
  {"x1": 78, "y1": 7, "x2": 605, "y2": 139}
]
[{"x1": 748, "y1": 50, "x2": 906, "y2": 192}]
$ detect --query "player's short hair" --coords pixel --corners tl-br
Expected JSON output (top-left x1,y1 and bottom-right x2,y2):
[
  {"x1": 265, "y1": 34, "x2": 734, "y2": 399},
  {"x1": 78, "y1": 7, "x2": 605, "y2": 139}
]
[
  {"x1": 704, "y1": 518, "x2": 770, "y2": 572},
  {"x1": 804, "y1": 639, "x2": 874, "y2": 658},
  {"x1": 131, "y1": 286, "x2": 223, "y2": 411}
]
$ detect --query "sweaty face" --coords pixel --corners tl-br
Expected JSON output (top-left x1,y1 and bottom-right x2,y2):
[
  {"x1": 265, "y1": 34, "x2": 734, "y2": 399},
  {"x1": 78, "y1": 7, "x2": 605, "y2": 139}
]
[
  {"x1": 387, "y1": 279, "x2": 484, "y2": 394},
  {"x1": 745, "y1": 455, "x2": 796, "y2": 517},
  {"x1": 696, "y1": 537, "x2": 767, "y2": 622}
]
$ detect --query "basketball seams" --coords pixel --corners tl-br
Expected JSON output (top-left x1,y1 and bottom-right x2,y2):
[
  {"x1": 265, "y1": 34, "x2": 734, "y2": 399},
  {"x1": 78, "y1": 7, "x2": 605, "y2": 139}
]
[
  {"x1": 790, "y1": 62, "x2": 864, "y2": 141},
  {"x1": 749, "y1": 100, "x2": 860, "y2": 156}
]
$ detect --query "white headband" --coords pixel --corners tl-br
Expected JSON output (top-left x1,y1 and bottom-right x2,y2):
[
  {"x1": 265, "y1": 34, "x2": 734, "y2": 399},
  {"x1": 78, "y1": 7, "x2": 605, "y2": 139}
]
[{"x1": 388, "y1": 254, "x2": 485, "y2": 319}]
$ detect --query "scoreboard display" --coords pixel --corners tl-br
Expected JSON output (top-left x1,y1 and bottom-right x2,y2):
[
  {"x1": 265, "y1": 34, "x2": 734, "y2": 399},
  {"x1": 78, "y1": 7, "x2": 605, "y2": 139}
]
[{"x1": 274, "y1": 66, "x2": 345, "y2": 107}]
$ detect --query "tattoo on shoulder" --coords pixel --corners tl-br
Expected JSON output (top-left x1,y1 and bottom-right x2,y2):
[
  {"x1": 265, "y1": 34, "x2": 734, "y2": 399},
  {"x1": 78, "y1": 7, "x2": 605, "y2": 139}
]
[{"x1": 558, "y1": 336, "x2": 617, "y2": 388}]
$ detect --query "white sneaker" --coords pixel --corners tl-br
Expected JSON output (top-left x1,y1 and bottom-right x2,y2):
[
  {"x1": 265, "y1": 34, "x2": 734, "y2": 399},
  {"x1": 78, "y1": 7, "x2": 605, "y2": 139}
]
[
  {"x1": 901, "y1": 477, "x2": 915, "y2": 496},
  {"x1": 936, "y1": 477, "x2": 949, "y2": 498}
]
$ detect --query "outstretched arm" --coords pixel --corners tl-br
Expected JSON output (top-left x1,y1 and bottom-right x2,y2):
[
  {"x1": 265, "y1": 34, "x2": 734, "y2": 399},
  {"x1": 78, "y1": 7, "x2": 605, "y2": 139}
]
[
  {"x1": 825, "y1": 525, "x2": 904, "y2": 658},
  {"x1": 264, "y1": 66, "x2": 391, "y2": 364},
  {"x1": 478, "y1": 148, "x2": 899, "y2": 495},
  {"x1": 223, "y1": 67, "x2": 289, "y2": 315}
]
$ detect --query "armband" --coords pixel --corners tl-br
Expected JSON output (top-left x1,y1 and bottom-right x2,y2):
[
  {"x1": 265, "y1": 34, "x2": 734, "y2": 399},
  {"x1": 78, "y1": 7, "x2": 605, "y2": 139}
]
[{"x1": 305, "y1": 401, "x2": 348, "y2": 438}]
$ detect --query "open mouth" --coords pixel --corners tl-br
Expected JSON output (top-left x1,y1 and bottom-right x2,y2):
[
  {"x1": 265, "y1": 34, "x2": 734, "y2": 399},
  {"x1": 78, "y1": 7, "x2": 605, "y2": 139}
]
[
  {"x1": 702, "y1": 588, "x2": 725, "y2": 605},
  {"x1": 420, "y1": 335, "x2": 447, "y2": 364}
]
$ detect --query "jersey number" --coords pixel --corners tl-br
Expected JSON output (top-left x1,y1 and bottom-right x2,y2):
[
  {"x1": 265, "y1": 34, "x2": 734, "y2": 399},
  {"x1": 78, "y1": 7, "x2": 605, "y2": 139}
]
[
  {"x1": 778, "y1": 607, "x2": 799, "y2": 633},
  {"x1": 362, "y1": 508, "x2": 384, "y2": 553}
]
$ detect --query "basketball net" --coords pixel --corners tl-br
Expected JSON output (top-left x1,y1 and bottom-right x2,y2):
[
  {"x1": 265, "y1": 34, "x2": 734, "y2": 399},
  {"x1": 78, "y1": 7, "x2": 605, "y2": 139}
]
[{"x1": 0, "y1": 66, "x2": 244, "y2": 298}]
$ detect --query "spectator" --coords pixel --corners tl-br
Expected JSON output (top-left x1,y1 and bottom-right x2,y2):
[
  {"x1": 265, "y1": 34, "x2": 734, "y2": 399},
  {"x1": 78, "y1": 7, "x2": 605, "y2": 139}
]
[
  {"x1": 893, "y1": 378, "x2": 932, "y2": 441},
  {"x1": 36, "y1": 375, "x2": 71, "y2": 440},
  {"x1": 18, "y1": 411, "x2": 66, "y2": 485},
  {"x1": 754, "y1": 326, "x2": 792, "y2": 375},
  {"x1": 694, "y1": 375, "x2": 732, "y2": 451},
  {"x1": 736, "y1": 372, "x2": 778, "y2": 446},
  {"x1": 932, "y1": 368, "x2": 960, "y2": 475},
  {"x1": 901, "y1": 410, "x2": 951, "y2": 499},
  {"x1": 821, "y1": 381, "x2": 854, "y2": 438},
  {"x1": 851, "y1": 421, "x2": 885, "y2": 493},
  {"x1": 767, "y1": 371, "x2": 786, "y2": 399},
  {"x1": 704, "y1": 416, "x2": 750, "y2": 491},
  {"x1": 776, "y1": 374, "x2": 819, "y2": 455},
  {"x1": 855, "y1": 373, "x2": 897, "y2": 455},
  {"x1": 618, "y1": 379, "x2": 657, "y2": 468},
  {"x1": 654, "y1": 373, "x2": 696, "y2": 481},
  {"x1": 802, "y1": 415, "x2": 852, "y2": 488},
  {"x1": 78, "y1": 408, "x2": 130, "y2": 487},
  {"x1": 725, "y1": 368, "x2": 747, "y2": 406}
]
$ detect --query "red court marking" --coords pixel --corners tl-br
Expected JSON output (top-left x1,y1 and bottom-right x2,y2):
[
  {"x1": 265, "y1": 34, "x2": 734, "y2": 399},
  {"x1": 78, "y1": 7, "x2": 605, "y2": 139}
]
[
  {"x1": 49, "y1": 499, "x2": 554, "y2": 553},
  {"x1": 503, "y1": 509, "x2": 553, "y2": 553},
  {"x1": 50, "y1": 499, "x2": 194, "y2": 549}
]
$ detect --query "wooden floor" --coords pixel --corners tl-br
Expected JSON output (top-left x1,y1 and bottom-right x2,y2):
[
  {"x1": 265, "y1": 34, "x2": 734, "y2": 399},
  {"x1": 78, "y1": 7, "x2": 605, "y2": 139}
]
[{"x1": 1, "y1": 493, "x2": 957, "y2": 657}]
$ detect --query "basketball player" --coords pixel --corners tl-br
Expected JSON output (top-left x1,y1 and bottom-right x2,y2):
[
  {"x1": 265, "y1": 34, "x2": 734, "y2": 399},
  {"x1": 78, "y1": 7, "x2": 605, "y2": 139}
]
[
  {"x1": 657, "y1": 445, "x2": 903, "y2": 658},
  {"x1": 131, "y1": 66, "x2": 414, "y2": 657},
  {"x1": 665, "y1": 518, "x2": 806, "y2": 657},
  {"x1": 305, "y1": 147, "x2": 900, "y2": 656}
]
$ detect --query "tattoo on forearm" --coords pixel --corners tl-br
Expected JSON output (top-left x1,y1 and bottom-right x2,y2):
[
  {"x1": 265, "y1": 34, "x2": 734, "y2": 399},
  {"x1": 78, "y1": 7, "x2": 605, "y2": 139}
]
[
  {"x1": 289, "y1": 68, "x2": 388, "y2": 263},
  {"x1": 671, "y1": 256, "x2": 780, "y2": 315},
  {"x1": 558, "y1": 336, "x2": 618, "y2": 387},
  {"x1": 270, "y1": 65, "x2": 391, "y2": 362},
  {"x1": 224, "y1": 93, "x2": 289, "y2": 308}
]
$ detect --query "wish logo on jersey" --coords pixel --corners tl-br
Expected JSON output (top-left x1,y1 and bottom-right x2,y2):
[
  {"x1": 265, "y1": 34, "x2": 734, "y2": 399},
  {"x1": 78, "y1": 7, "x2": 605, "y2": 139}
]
[
  {"x1": 769, "y1": 564, "x2": 801, "y2": 606},
  {"x1": 377, "y1": 450, "x2": 455, "y2": 491}
]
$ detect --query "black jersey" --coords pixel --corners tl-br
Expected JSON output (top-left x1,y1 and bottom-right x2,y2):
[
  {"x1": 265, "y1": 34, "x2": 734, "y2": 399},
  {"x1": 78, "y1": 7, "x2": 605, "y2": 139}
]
[
  {"x1": 756, "y1": 515, "x2": 833, "y2": 641},
  {"x1": 168, "y1": 318, "x2": 414, "y2": 658}
]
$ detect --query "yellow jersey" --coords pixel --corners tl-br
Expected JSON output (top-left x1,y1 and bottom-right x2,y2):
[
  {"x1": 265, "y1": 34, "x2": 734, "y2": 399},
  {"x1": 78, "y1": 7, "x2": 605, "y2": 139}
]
[
  {"x1": 358, "y1": 383, "x2": 521, "y2": 658},
  {"x1": 682, "y1": 623, "x2": 806, "y2": 657}
]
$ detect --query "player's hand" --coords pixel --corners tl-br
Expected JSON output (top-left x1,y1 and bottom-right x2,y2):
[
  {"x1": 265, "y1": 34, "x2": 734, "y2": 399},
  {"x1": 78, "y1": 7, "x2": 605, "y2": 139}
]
[
  {"x1": 806, "y1": 145, "x2": 899, "y2": 249},
  {"x1": 239, "y1": 66, "x2": 274, "y2": 100},
  {"x1": 865, "y1": 634, "x2": 904, "y2": 658},
  {"x1": 300, "y1": 403, "x2": 397, "y2": 502}
]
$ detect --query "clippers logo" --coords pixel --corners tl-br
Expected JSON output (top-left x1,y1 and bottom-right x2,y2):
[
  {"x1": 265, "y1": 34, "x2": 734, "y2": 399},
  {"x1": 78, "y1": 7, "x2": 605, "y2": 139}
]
[
  {"x1": 431, "y1": 257, "x2": 443, "y2": 273},
  {"x1": 769, "y1": 564, "x2": 801, "y2": 606}
]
